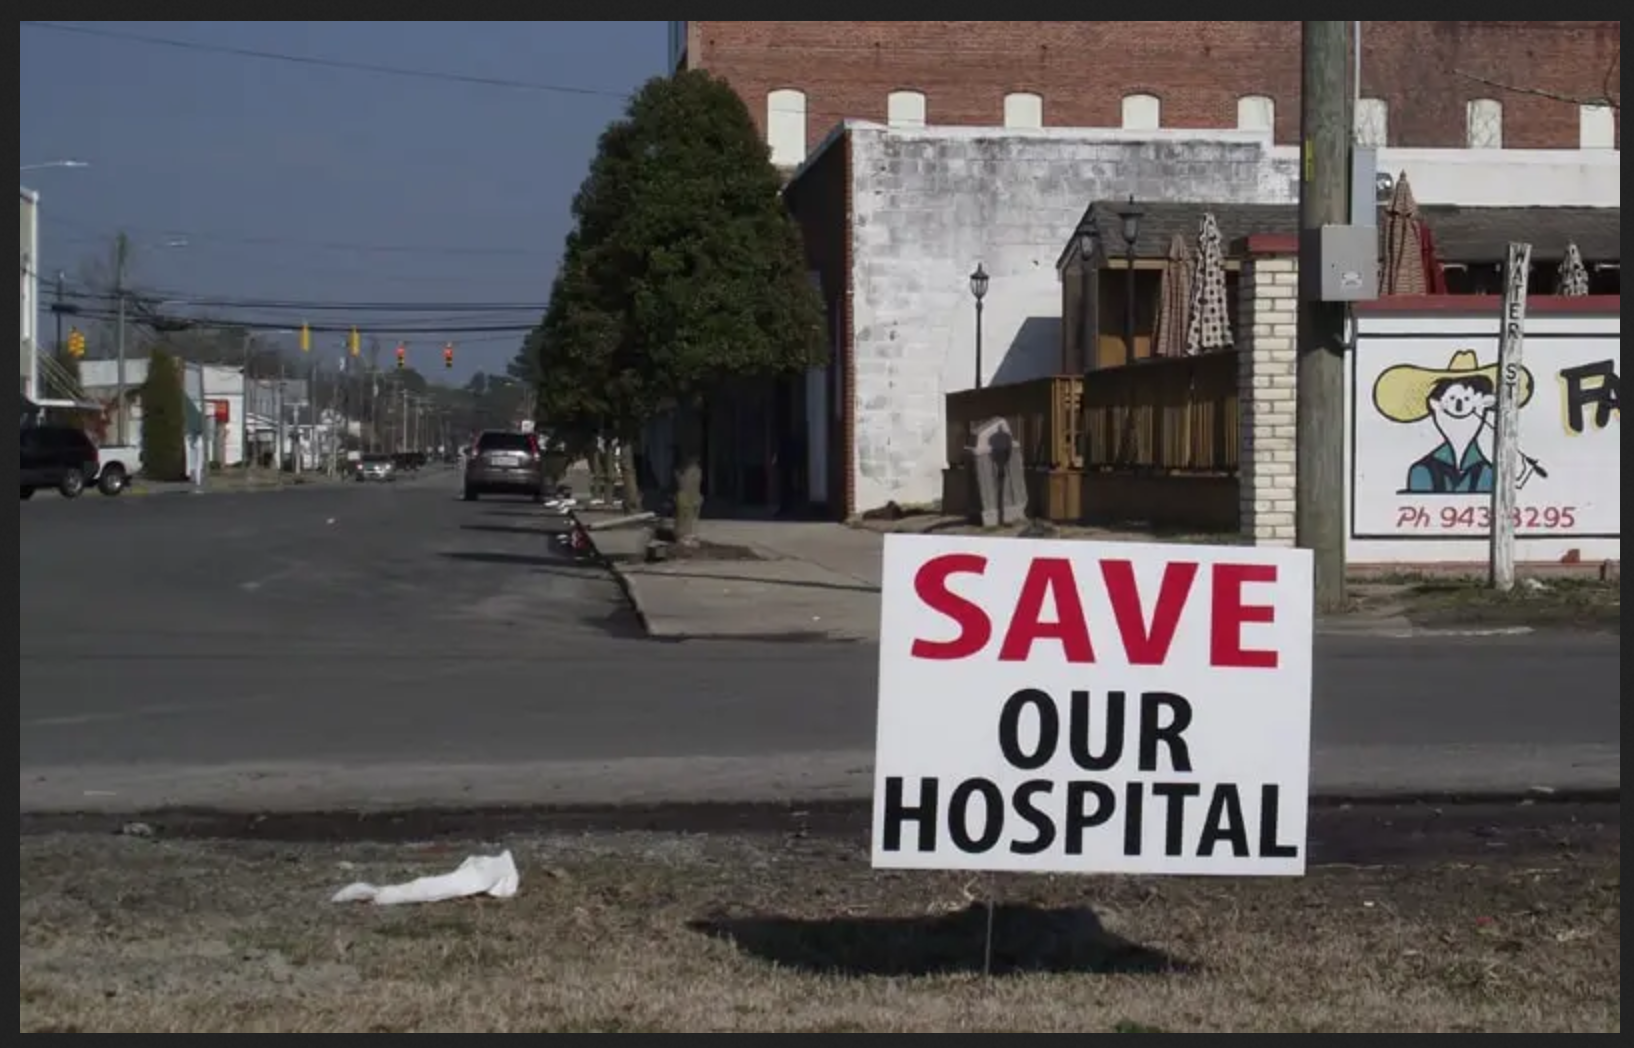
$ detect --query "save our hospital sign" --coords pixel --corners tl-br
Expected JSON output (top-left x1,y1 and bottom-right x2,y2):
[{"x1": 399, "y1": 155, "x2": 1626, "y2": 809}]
[
  {"x1": 872, "y1": 536, "x2": 1314, "y2": 877},
  {"x1": 1350, "y1": 327, "x2": 1620, "y2": 542}
]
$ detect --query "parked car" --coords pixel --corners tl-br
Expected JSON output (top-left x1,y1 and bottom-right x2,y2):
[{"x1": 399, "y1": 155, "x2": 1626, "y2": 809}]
[
  {"x1": 354, "y1": 454, "x2": 396, "y2": 482},
  {"x1": 92, "y1": 443, "x2": 140, "y2": 495},
  {"x1": 20, "y1": 425, "x2": 111, "y2": 499},
  {"x1": 463, "y1": 430, "x2": 545, "y2": 502}
]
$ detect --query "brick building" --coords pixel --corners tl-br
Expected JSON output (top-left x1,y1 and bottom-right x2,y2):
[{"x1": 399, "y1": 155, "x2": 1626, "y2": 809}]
[
  {"x1": 662, "y1": 22, "x2": 1621, "y2": 518},
  {"x1": 673, "y1": 21, "x2": 1620, "y2": 164}
]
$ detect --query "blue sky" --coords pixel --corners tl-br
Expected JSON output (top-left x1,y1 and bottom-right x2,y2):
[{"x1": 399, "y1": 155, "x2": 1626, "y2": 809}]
[{"x1": 20, "y1": 21, "x2": 666, "y2": 381}]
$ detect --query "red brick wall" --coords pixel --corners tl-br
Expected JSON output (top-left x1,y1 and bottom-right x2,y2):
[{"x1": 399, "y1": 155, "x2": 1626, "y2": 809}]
[{"x1": 690, "y1": 21, "x2": 1619, "y2": 151}]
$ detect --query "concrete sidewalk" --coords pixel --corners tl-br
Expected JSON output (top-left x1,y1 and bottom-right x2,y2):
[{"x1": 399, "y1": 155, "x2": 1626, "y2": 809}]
[
  {"x1": 584, "y1": 516, "x2": 1614, "y2": 642},
  {"x1": 585, "y1": 517, "x2": 884, "y2": 640}
]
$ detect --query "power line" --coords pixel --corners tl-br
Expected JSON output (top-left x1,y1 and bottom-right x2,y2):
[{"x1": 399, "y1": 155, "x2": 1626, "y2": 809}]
[
  {"x1": 21, "y1": 21, "x2": 632, "y2": 101},
  {"x1": 48, "y1": 215, "x2": 556, "y2": 259},
  {"x1": 19, "y1": 20, "x2": 858, "y2": 120},
  {"x1": 70, "y1": 309, "x2": 536, "y2": 337},
  {"x1": 54, "y1": 285, "x2": 547, "y2": 313}
]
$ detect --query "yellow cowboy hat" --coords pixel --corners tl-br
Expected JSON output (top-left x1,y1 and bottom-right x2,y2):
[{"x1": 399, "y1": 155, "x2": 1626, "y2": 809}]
[{"x1": 1371, "y1": 348, "x2": 1533, "y2": 424}]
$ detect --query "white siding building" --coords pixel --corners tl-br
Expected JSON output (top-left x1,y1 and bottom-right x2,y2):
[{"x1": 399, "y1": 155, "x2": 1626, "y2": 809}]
[{"x1": 789, "y1": 122, "x2": 1621, "y2": 512}]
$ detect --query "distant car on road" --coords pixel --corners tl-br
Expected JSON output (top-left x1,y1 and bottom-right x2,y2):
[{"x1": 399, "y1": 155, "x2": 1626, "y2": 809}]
[
  {"x1": 463, "y1": 430, "x2": 545, "y2": 502},
  {"x1": 20, "y1": 424, "x2": 113, "y2": 499},
  {"x1": 354, "y1": 454, "x2": 396, "y2": 482}
]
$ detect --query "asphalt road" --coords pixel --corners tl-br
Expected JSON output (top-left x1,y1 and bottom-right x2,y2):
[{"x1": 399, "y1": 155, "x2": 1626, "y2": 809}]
[{"x1": 19, "y1": 471, "x2": 1620, "y2": 812}]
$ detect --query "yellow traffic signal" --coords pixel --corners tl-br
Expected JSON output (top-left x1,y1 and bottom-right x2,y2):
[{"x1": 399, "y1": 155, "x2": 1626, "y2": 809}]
[
  {"x1": 66, "y1": 328, "x2": 86, "y2": 358},
  {"x1": 348, "y1": 327, "x2": 361, "y2": 357},
  {"x1": 299, "y1": 323, "x2": 311, "y2": 353}
]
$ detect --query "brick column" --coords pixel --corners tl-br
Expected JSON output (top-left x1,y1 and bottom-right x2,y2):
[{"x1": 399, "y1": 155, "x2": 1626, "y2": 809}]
[{"x1": 1236, "y1": 237, "x2": 1299, "y2": 547}]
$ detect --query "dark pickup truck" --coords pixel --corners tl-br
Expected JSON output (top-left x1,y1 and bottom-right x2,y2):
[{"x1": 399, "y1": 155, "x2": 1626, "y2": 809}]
[{"x1": 20, "y1": 424, "x2": 113, "y2": 500}]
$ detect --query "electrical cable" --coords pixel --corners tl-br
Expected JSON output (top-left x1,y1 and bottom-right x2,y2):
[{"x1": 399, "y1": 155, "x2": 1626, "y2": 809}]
[
  {"x1": 69, "y1": 309, "x2": 538, "y2": 336},
  {"x1": 21, "y1": 21, "x2": 632, "y2": 101},
  {"x1": 20, "y1": 20, "x2": 875, "y2": 120},
  {"x1": 49, "y1": 286, "x2": 547, "y2": 313},
  {"x1": 47, "y1": 215, "x2": 556, "y2": 259}
]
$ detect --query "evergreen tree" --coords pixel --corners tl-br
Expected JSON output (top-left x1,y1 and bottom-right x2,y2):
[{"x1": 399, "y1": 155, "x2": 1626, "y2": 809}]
[
  {"x1": 140, "y1": 349, "x2": 188, "y2": 481},
  {"x1": 535, "y1": 70, "x2": 827, "y2": 539}
]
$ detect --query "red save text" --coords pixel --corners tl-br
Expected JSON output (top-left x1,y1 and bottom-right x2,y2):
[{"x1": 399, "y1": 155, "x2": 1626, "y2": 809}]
[{"x1": 910, "y1": 554, "x2": 1280, "y2": 669}]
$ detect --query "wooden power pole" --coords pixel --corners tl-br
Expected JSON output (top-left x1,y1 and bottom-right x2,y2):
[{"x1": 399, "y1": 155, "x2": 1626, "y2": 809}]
[{"x1": 1296, "y1": 21, "x2": 1352, "y2": 613}]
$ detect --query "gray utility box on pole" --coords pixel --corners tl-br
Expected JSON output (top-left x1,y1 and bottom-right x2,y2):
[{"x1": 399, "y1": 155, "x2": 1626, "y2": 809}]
[{"x1": 1300, "y1": 224, "x2": 1379, "y2": 302}]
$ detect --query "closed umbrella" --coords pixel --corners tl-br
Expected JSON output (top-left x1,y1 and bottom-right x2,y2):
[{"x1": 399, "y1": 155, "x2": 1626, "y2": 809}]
[
  {"x1": 1185, "y1": 213, "x2": 1233, "y2": 354},
  {"x1": 1557, "y1": 243, "x2": 1591, "y2": 296},
  {"x1": 1380, "y1": 172, "x2": 1428, "y2": 296},
  {"x1": 1152, "y1": 233, "x2": 1193, "y2": 358}
]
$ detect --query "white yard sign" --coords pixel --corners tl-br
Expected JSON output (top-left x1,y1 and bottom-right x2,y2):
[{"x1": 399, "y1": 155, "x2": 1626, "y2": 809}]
[{"x1": 872, "y1": 535, "x2": 1314, "y2": 877}]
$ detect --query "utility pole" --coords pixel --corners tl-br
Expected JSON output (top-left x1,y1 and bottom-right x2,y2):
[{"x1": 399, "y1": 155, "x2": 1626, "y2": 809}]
[
  {"x1": 275, "y1": 359, "x2": 286, "y2": 471},
  {"x1": 53, "y1": 272, "x2": 66, "y2": 359},
  {"x1": 401, "y1": 384, "x2": 409, "y2": 453},
  {"x1": 1489, "y1": 242, "x2": 1532, "y2": 592},
  {"x1": 193, "y1": 361, "x2": 209, "y2": 491},
  {"x1": 1295, "y1": 21, "x2": 1352, "y2": 613},
  {"x1": 113, "y1": 232, "x2": 130, "y2": 445},
  {"x1": 241, "y1": 332, "x2": 254, "y2": 470}
]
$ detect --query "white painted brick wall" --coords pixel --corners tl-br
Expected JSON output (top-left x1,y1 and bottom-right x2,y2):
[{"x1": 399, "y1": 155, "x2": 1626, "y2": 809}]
[
  {"x1": 1237, "y1": 255, "x2": 1300, "y2": 546},
  {"x1": 846, "y1": 125, "x2": 1301, "y2": 512}
]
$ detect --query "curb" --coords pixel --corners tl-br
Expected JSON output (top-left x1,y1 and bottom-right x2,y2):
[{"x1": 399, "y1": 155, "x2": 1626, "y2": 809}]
[
  {"x1": 573, "y1": 534, "x2": 1555, "y2": 645},
  {"x1": 571, "y1": 511, "x2": 655, "y2": 637},
  {"x1": 19, "y1": 787, "x2": 1618, "y2": 834}
]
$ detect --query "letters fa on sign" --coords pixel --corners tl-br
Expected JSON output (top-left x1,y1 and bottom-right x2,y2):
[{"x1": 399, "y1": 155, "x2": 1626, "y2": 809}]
[{"x1": 872, "y1": 535, "x2": 1315, "y2": 877}]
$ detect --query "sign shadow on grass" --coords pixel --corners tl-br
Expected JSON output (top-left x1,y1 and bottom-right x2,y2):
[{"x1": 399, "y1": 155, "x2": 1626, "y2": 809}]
[{"x1": 689, "y1": 902, "x2": 1193, "y2": 977}]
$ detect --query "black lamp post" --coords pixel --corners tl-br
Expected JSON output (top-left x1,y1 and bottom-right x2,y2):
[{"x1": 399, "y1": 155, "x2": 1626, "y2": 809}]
[
  {"x1": 1117, "y1": 197, "x2": 1143, "y2": 365},
  {"x1": 969, "y1": 263, "x2": 989, "y2": 389},
  {"x1": 1074, "y1": 228, "x2": 1098, "y2": 373}
]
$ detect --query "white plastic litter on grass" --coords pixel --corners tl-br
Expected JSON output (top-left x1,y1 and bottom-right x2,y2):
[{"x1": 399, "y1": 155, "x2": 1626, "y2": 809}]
[{"x1": 330, "y1": 850, "x2": 520, "y2": 906}]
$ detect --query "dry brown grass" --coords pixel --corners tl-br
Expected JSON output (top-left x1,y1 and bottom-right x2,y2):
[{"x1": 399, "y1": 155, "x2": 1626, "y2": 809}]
[
  {"x1": 1347, "y1": 576, "x2": 1621, "y2": 631},
  {"x1": 19, "y1": 829, "x2": 1620, "y2": 1033}
]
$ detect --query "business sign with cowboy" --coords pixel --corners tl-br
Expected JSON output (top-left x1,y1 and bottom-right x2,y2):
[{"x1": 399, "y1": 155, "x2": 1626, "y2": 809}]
[{"x1": 1349, "y1": 327, "x2": 1620, "y2": 552}]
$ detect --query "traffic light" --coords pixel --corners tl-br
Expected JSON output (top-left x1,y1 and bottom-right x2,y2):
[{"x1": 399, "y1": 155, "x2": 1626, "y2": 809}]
[
  {"x1": 348, "y1": 327, "x2": 361, "y2": 357},
  {"x1": 395, "y1": 343, "x2": 406, "y2": 370},
  {"x1": 443, "y1": 343, "x2": 454, "y2": 369},
  {"x1": 299, "y1": 323, "x2": 311, "y2": 353},
  {"x1": 66, "y1": 328, "x2": 86, "y2": 358}
]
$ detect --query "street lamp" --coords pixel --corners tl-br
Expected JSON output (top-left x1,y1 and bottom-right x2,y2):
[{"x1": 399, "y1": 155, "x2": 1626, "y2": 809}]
[
  {"x1": 1116, "y1": 197, "x2": 1143, "y2": 365},
  {"x1": 1072, "y1": 227, "x2": 1100, "y2": 374},
  {"x1": 969, "y1": 263, "x2": 989, "y2": 389},
  {"x1": 20, "y1": 160, "x2": 89, "y2": 172}
]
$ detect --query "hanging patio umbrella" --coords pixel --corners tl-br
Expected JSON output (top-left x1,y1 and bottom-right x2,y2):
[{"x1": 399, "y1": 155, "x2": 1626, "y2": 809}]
[
  {"x1": 1380, "y1": 172, "x2": 1429, "y2": 296},
  {"x1": 1557, "y1": 243, "x2": 1591, "y2": 296},
  {"x1": 1185, "y1": 213, "x2": 1233, "y2": 354},
  {"x1": 1151, "y1": 233, "x2": 1193, "y2": 358}
]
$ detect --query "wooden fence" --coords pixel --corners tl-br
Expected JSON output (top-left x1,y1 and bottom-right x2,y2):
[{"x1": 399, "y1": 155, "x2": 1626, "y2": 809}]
[
  {"x1": 1082, "y1": 351, "x2": 1239, "y2": 473},
  {"x1": 944, "y1": 375, "x2": 1083, "y2": 469},
  {"x1": 942, "y1": 355, "x2": 1240, "y2": 529}
]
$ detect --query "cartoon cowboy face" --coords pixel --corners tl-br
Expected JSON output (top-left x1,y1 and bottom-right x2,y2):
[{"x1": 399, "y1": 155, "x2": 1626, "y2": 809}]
[
  {"x1": 1424, "y1": 375, "x2": 1496, "y2": 471},
  {"x1": 1371, "y1": 349, "x2": 1537, "y2": 496}
]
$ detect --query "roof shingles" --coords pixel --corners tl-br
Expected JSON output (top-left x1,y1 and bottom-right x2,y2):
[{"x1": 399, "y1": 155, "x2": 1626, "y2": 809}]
[{"x1": 1061, "y1": 200, "x2": 1619, "y2": 268}]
